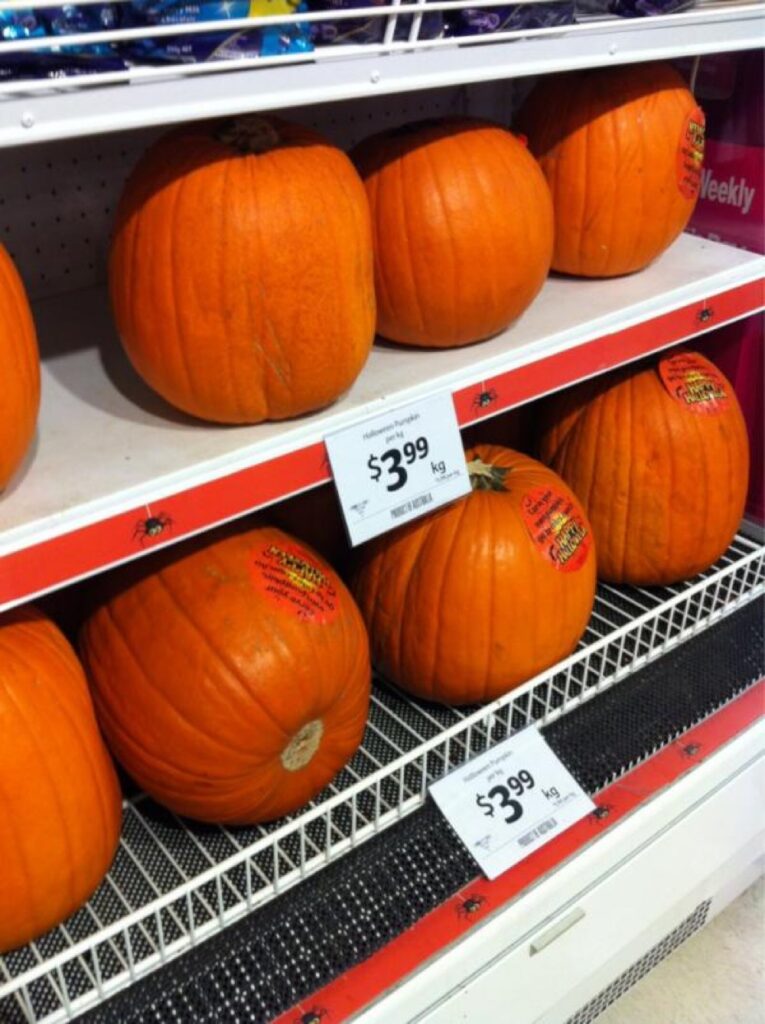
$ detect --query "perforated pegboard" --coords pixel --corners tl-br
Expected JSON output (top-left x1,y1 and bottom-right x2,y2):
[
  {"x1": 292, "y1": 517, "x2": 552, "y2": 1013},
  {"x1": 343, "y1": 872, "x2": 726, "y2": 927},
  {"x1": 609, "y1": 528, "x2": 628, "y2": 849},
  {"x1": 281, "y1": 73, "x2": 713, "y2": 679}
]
[{"x1": 0, "y1": 81, "x2": 514, "y2": 301}]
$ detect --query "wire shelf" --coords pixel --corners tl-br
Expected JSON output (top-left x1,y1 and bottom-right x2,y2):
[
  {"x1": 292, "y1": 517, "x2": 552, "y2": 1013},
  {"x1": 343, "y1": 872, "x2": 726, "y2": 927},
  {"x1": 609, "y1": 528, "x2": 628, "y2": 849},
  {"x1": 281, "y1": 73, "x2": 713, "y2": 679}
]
[{"x1": 1, "y1": 531, "x2": 763, "y2": 1023}]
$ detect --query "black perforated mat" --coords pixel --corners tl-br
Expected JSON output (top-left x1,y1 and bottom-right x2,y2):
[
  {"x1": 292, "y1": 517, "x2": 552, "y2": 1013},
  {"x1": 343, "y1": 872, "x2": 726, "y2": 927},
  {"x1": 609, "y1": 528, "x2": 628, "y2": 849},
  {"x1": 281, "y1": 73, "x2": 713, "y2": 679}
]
[{"x1": 86, "y1": 598, "x2": 763, "y2": 1024}]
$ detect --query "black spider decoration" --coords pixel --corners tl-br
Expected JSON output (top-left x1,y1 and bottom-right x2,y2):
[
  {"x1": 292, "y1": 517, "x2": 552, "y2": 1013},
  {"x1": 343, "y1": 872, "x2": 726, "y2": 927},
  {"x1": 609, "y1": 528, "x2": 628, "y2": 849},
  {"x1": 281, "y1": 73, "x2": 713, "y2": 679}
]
[
  {"x1": 457, "y1": 893, "x2": 486, "y2": 918},
  {"x1": 294, "y1": 1009, "x2": 329, "y2": 1024},
  {"x1": 472, "y1": 388, "x2": 498, "y2": 411},
  {"x1": 681, "y1": 742, "x2": 702, "y2": 758},
  {"x1": 591, "y1": 804, "x2": 613, "y2": 821},
  {"x1": 133, "y1": 512, "x2": 174, "y2": 546},
  {"x1": 696, "y1": 306, "x2": 714, "y2": 323}
]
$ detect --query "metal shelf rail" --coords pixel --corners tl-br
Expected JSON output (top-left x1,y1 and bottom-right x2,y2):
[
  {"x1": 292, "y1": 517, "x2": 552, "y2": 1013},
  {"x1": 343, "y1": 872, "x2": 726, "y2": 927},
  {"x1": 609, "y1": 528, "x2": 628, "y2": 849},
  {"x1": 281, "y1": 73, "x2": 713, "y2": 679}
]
[{"x1": 1, "y1": 532, "x2": 762, "y2": 1024}]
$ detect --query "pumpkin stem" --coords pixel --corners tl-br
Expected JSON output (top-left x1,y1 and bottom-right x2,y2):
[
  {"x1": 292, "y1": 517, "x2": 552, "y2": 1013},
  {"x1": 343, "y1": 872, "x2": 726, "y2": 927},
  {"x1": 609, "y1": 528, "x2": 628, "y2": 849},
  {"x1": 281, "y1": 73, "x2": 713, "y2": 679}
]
[
  {"x1": 217, "y1": 115, "x2": 281, "y2": 155},
  {"x1": 281, "y1": 719, "x2": 324, "y2": 771},
  {"x1": 467, "y1": 457, "x2": 510, "y2": 492}
]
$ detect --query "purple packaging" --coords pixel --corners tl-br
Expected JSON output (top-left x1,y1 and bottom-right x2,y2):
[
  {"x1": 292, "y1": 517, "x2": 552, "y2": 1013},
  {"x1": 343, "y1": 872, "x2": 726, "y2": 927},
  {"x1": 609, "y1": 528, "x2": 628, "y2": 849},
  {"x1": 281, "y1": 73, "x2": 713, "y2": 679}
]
[{"x1": 445, "y1": 2, "x2": 573, "y2": 37}]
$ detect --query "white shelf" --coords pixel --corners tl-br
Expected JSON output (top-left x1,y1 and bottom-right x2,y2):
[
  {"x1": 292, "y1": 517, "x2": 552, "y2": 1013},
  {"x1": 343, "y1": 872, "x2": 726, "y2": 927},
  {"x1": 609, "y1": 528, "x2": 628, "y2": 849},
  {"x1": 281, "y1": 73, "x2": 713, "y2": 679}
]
[
  {"x1": 357, "y1": 713, "x2": 764, "y2": 1024},
  {"x1": 1, "y1": 233, "x2": 762, "y2": 611},
  {"x1": 0, "y1": 3, "x2": 762, "y2": 148},
  {"x1": 1, "y1": 534, "x2": 762, "y2": 1024}
]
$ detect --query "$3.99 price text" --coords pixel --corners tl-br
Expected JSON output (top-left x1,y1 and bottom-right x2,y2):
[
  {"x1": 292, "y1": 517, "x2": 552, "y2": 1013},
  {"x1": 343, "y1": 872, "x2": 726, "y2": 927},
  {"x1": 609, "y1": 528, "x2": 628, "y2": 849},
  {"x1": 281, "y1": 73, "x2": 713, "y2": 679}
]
[
  {"x1": 475, "y1": 770, "x2": 561, "y2": 826},
  {"x1": 367, "y1": 436, "x2": 446, "y2": 492}
]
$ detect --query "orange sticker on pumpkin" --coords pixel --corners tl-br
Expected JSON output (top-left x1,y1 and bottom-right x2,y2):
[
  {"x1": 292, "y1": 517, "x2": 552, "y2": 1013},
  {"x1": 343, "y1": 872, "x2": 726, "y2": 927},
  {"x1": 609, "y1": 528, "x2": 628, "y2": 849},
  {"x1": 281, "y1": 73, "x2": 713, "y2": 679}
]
[
  {"x1": 659, "y1": 352, "x2": 729, "y2": 414},
  {"x1": 520, "y1": 487, "x2": 591, "y2": 572},
  {"x1": 677, "y1": 105, "x2": 705, "y2": 200},
  {"x1": 250, "y1": 542, "x2": 338, "y2": 624}
]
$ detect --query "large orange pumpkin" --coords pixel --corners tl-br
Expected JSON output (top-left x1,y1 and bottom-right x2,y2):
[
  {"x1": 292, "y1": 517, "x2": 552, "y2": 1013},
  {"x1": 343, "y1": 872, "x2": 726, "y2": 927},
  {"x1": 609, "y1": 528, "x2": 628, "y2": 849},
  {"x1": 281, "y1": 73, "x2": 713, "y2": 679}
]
[
  {"x1": 0, "y1": 607, "x2": 122, "y2": 953},
  {"x1": 0, "y1": 245, "x2": 40, "y2": 492},
  {"x1": 110, "y1": 116, "x2": 375, "y2": 424},
  {"x1": 352, "y1": 446, "x2": 596, "y2": 705},
  {"x1": 537, "y1": 351, "x2": 749, "y2": 585},
  {"x1": 351, "y1": 118, "x2": 554, "y2": 348},
  {"x1": 80, "y1": 525, "x2": 371, "y2": 824},
  {"x1": 517, "y1": 63, "x2": 705, "y2": 277}
]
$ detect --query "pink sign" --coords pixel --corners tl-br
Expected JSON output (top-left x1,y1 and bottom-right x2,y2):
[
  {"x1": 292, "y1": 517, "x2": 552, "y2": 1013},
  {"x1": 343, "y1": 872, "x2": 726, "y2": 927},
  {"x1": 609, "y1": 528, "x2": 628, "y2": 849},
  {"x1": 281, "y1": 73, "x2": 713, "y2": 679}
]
[{"x1": 689, "y1": 139, "x2": 764, "y2": 254}]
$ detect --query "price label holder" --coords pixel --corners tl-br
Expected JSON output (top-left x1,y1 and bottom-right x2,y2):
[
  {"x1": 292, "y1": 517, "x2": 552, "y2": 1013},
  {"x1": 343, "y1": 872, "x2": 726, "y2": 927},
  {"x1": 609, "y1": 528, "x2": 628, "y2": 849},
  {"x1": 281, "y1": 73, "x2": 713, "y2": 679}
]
[
  {"x1": 430, "y1": 726, "x2": 595, "y2": 880},
  {"x1": 325, "y1": 392, "x2": 470, "y2": 546}
]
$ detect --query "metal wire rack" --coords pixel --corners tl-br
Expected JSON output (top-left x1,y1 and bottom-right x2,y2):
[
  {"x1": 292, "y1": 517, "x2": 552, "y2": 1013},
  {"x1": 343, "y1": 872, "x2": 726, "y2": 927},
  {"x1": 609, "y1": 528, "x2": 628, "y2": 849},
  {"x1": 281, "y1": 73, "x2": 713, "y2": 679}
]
[
  {"x1": 0, "y1": 0, "x2": 758, "y2": 95},
  {"x1": 1, "y1": 532, "x2": 763, "y2": 1024}
]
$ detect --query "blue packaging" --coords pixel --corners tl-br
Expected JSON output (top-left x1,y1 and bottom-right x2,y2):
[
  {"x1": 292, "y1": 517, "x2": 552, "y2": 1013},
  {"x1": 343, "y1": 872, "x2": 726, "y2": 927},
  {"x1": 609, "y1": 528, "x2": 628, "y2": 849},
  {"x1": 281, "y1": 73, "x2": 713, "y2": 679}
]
[
  {"x1": 45, "y1": 4, "x2": 121, "y2": 56},
  {"x1": 445, "y1": 1, "x2": 574, "y2": 37},
  {"x1": 0, "y1": 7, "x2": 46, "y2": 40},
  {"x1": 123, "y1": 0, "x2": 313, "y2": 62},
  {"x1": 0, "y1": 5, "x2": 127, "y2": 79},
  {"x1": 308, "y1": 0, "x2": 442, "y2": 46}
]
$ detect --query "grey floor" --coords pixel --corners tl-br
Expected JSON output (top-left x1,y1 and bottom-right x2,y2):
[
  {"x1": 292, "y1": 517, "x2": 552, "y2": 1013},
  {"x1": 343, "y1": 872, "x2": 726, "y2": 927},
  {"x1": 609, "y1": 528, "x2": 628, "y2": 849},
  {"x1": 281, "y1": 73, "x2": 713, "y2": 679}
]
[{"x1": 599, "y1": 878, "x2": 764, "y2": 1024}]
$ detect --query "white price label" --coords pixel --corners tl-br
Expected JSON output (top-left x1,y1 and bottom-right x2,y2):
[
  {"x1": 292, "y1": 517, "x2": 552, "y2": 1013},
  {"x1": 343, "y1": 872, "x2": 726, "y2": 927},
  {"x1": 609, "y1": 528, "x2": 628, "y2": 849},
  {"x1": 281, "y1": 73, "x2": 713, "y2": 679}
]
[
  {"x1": 430, "y1": 727, "x2": 595, "y2": 880},
  {"x1": 325, "y1": 392, "x2": 470, "y2": 546}
]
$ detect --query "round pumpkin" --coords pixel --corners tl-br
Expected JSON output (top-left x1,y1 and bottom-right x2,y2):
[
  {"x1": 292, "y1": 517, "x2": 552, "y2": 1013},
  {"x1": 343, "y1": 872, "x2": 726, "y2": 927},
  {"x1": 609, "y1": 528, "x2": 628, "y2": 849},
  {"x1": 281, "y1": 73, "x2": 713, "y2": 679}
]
[
  {"x1": 351, "y1": 117, "x2": 554, "y2": 348},
  {"x1": 0, "y1": 244, "x2": 40, "y2": 492},
  {"x1": 110, "y1": 116, "x2": 375, "y2": 424},
  {"x1": 352, "y1": 446, "x2": 596, "y2": 705},
  {"x1": 0, "y1": 606, "x2": 122, "y2": 953},
  {"x1": 80, "y1": 525, "x2": 371, "y2": 824},
  {"x1": 268, "y1": 484, "x2": 351, "y2": 576},
  {"x1": 517, "y1": 63, "x2": 705, "y2": 277},
  {"x1": 537, "y1": 351, "x2": 749, "y2": 585}
]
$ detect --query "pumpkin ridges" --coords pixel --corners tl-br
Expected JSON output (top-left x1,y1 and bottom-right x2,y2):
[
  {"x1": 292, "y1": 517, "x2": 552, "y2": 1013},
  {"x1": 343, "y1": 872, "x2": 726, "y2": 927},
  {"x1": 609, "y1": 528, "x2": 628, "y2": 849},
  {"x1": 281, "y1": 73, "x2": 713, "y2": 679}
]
[
  {"x1": 538, "y1": 353, "x2": 748, "y2": 584},
  {"x1": 82, "y1": 526, "x2": 370, "y2": 824},
  {"x1": 519, "y1": 63, "x2": 701, "y2": 277},
  {"x1": 101, "y1": 597, "x2": 259, "y2": 761},
  {"x1": 0, "y1": 641, "x2": 78, "y2": 913},
  {"x1": 0, "y1": 245, "x2": 39, "y2": 491},
  {"x1": 354, "y1": 446, "x2": 596, "y2": 704},
  {"x1": 24, "y1": 627, "x2": 122, "y2": 880},
  {"x1": 354, "y1": 118, "x2": 552, "y2": 348},
  {"x1": 422, "y1": 140, "x2": 459, "y2": 340},
  {"x1": 0, "y1": 610, "x2": 121, "y2": 951},
  {"x1": 154, "y1": 570, "x2": 293, "y2": 740},
  {"x1": 111, "y1": 119, "x2": 374, "y2": 424}
]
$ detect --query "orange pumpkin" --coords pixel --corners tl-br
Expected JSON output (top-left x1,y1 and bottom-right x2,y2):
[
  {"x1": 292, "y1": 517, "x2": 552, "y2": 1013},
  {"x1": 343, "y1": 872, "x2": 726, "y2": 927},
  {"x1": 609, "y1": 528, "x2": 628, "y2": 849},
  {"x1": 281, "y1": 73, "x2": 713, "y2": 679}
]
[
  {"x1": 351, "y1": 118, "x2": 553, "y2": 348},
  {"x1": 110, "y1": 116, "x2": 375, "y2": 424},
  {"x1": 537, "y1": 351, "x2": 749, "y2": 585},
  {"x1": 352, "y1": 446, "x2": 596, "y2": 705},
  {"x1": 0, "y1": 607, "x2": 121, "y2": 953},
  {"x1": 80, "y1": 525, "x2": 371, "y2": 824},
  {"x1": 517, "y1": 63, "x2": 704, "y2": 277},
  {"x1": 0, "y1": 245, "x2": 40, "y2": 492},
  {"x1": 268, "y1": 484, "x2": 351, "y2": 575}
]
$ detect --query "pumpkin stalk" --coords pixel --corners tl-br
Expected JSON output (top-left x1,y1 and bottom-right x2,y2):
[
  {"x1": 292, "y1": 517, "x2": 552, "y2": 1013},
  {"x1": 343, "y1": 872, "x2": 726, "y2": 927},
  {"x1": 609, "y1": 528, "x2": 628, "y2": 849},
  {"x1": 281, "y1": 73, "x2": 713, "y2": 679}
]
[
  {"x1": 467, "y1": 457, "x2": 510, "y2": 492},
  {"x1": 217, "y1": 115, "x2": 281, "y2": 155}
]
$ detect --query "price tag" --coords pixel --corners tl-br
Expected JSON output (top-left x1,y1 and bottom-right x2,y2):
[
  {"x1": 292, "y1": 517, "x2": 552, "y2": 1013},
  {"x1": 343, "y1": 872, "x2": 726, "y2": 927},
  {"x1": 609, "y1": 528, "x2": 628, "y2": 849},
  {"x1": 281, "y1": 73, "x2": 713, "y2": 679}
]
[
  {"x1": 325, "y1": 392, "x2": 470, "y2": 546},
  {"x1": 430, "y1": 727, "x2": 595, "y2": 880}
]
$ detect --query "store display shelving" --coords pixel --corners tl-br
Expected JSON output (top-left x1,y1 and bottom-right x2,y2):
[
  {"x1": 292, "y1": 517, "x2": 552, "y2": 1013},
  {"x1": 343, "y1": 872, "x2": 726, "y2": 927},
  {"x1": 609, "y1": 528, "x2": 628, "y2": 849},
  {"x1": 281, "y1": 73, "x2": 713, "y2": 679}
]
[
  {"x1": 0, "y1": 533, "x2": 762, "y2": 1024},
  {"x1": 0, "y1": 3, "x2": 762, "y2": 147},
  {"x1": 1, "y1": 233, "x2": 762, "y2": 612},
  {"x1": 0, "y1": 4, "x2": 763, "y2": 1022}
]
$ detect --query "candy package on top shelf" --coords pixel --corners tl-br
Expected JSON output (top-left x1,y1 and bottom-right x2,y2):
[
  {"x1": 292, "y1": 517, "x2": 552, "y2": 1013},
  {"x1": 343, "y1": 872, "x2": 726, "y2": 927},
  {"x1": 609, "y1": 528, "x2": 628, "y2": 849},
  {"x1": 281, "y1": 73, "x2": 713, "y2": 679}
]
[
  {"x1": 307, "y1": 0, "x2": 443, "y2": 46},
  {"x1": 0, "y1": 4, "x2": 128, "y2": 79},
  {"x1": 121, "y1": 0, "x2": 313, "y2": 63},
  {"x1": 575, "y1": 0, "x2": 695, "y2": 17},
  {"x1": 444, "y1": 1, "x2": 574, "y2": 38}
]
